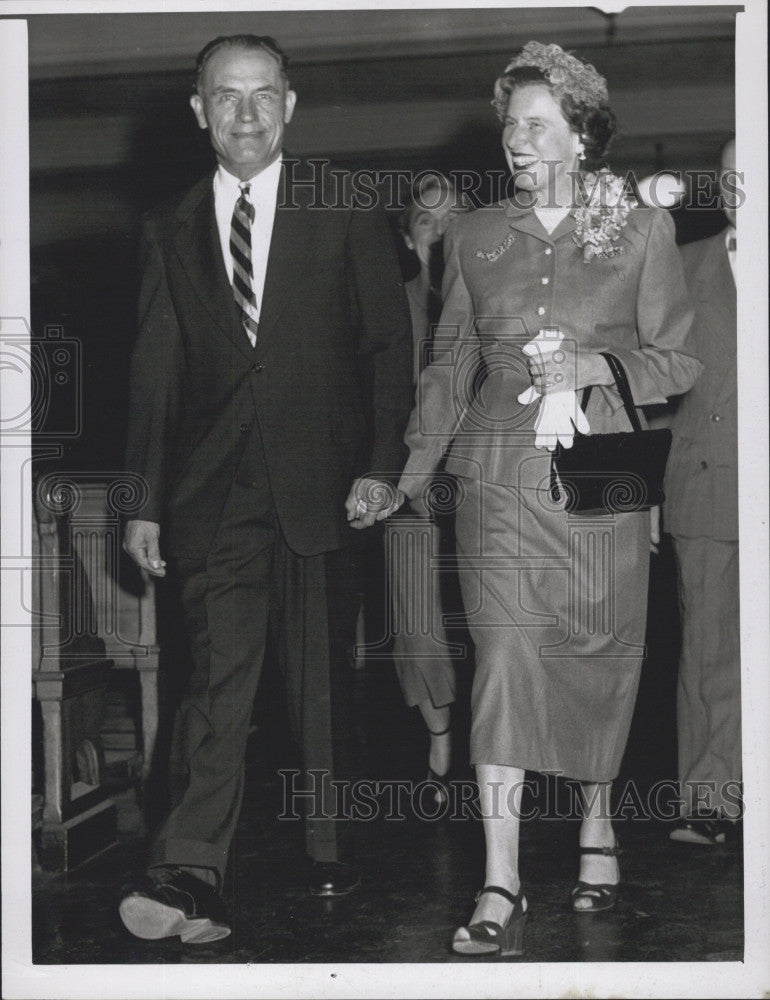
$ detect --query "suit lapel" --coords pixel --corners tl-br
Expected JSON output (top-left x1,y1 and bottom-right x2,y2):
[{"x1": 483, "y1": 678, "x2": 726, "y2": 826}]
[{"x1": 172, "y1": 174, "x2": 253, "y2": 360}]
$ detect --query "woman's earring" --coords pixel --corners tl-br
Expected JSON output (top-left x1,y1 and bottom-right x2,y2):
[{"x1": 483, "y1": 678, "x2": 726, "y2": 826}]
[{"x1": 577, "y1": 140, "x2": 586, "y2": 162}]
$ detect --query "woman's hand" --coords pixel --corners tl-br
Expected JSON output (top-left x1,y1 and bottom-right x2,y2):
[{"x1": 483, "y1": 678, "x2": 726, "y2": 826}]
[{"x1": 527, "y1": 345, "x2": 613, "y2": 395}]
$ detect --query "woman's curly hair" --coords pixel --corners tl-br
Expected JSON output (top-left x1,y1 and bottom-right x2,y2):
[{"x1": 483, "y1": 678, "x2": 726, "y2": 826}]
[{"x1": 492, "y1": 42, "x2": 617, "y2": 162}]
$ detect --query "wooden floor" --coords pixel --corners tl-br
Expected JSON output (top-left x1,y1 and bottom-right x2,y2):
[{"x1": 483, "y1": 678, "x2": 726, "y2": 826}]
[{"x1": 31, "y1": 538, "x2": 744, "y2": 971}]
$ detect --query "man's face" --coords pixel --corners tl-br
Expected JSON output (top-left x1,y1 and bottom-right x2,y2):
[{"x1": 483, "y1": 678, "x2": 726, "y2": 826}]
[
  {"x1": 719, "y1": 138, "x2": 737, "y2": 228},
  {"x1": 190, "y1": 45, "x2": 296, "y2": 180}
]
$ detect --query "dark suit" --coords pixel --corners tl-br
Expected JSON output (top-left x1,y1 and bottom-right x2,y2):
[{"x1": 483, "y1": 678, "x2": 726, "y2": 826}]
[
  {"x1": 126, "y1": 159, "x2": 414, "y2": 882},
  {"x1": 663, "y1": 228, "x2": 740, "y2": 817}
]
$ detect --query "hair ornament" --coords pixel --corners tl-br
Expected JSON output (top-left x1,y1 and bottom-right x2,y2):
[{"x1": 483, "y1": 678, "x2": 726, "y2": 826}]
[{"x1": 497, "y1": 41, "x2": 609, "y2": 110}]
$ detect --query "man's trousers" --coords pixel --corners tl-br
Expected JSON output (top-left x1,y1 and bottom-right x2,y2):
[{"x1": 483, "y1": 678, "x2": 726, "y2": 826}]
[
  {"x1": 673, "y1": 535, "x2": 742, "y2": 817},
  {"x1": 148, "y1": 480, "x2": 357, "y2": 887}
]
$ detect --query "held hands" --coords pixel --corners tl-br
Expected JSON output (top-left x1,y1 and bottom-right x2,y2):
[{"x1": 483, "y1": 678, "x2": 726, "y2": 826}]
[
  {"x1": 123, "y1": 520, "x2": 167, "y2": 577},
  {"x1": 345, "y1": 477, "x2": 405, "y2": 529},
  {"x1": 517, "y1": 330, "x2": 591, "y2": 451}
]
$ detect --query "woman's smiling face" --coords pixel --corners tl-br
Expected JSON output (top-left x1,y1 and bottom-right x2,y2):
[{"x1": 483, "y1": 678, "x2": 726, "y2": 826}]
[{"x1": 502, "y1": 83, "x2": 582, "y2": 204}]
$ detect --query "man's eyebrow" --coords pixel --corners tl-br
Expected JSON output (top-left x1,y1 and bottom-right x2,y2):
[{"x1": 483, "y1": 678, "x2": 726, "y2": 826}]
[{"x1": 210, "y1": 83, "x2": 280, "y2": 94}]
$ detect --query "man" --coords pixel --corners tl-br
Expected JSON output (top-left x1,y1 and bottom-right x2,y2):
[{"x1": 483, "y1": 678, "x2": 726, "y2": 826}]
[
  {"x1": 664, "y1": 137, "x2": 741, "y2": 844},
  {"x1": 119, "y1": 35, "x2": 413, "y2": 943}
]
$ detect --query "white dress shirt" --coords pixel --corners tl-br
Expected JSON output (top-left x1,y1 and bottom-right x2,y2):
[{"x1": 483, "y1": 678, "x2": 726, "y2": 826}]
[
  {"x1": 213, "y1": 156, "x2": 282, "y2": 332},
  {"x1": 725, "y1": 224, "x2": 736, "y2": 282}
]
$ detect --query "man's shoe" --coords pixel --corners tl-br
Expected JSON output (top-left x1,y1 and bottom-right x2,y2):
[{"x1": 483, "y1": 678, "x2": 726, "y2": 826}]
[
  {"x1": 669, "y1": 816, "x2": 732, "y2": 845},
  {"x1": 119, "y1": 866, "x2": 231, "y2": 943},
  {"x1": 308, "y1": 860, "x2": 361, "y2": 897}
]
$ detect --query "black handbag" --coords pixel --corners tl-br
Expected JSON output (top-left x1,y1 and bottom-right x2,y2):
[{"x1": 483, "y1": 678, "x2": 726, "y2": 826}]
[{"x1": 550, "y1": 352, "x2": 672, "y2": 516}]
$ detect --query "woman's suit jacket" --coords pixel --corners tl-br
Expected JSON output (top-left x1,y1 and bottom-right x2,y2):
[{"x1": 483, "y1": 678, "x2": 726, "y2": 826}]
[
  {"x1": 399, "y1": 199, "x2": 702, "y2": 498},
  {"x1": 126, "y1": 160, "x2": 414, "y2": 558}
]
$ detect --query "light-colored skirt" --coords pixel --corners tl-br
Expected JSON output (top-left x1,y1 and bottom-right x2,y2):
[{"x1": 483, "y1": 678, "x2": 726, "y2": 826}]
[{"x1": 454, "y1": 476, "x2": 650, "y2": 783}]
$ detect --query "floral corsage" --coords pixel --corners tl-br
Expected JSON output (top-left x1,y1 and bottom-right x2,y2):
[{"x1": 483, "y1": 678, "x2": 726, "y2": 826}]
[{"x1": 572, "y1": 170, "x2": 637, "y2": 263}]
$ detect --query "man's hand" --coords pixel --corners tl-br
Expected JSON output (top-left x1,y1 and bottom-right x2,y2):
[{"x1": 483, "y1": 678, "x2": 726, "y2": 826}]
[
  {"x1": 345, "y1": 477, "x2": 405, "y2": 529},
  {"x1": 123, "y1": 520, "x2": 167, "y2": 577}
]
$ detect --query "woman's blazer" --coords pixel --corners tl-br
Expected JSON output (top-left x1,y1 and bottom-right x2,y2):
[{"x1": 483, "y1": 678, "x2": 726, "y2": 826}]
[{"x1": 399, "y1": 199, "x2": 702, "y2": 498}]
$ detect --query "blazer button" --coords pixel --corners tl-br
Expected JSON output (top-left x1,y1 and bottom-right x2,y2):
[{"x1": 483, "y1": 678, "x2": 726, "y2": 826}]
[
  {"x1": 701, "y1": 460, "x2": 708, "y2": 469},
  {"x1": 239, "y1": 423, "x2": 249, "y2": 433},
  {"x1": 710, "y1": 413, "x2": 721, "y2": 422},
  {"x1": 251, "y1": 362, "x2": 264, "y2": 373}
]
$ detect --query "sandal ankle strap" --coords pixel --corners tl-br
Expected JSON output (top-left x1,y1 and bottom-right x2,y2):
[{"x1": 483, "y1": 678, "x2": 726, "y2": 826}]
[
  {"x1": 475, "y1": 885, "x2": 523, "y2": 906},
  {"x1": 579, "y1": 844, "x2": 621, "y2": 857},
  {"x1": 427, "y1": 725, "x2": 451, "y2": 737}
]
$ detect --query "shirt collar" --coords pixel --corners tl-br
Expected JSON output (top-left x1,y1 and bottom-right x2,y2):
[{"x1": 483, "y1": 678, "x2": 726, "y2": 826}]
[
  {"x1": 215, "y1": 155, "x2": 283, "y2": 202},
  {"x1": 504, "y1": 197, "x2": 577, "y2": 241}
]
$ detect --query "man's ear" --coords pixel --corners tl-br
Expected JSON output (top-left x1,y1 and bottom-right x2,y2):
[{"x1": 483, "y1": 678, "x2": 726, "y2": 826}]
[
  {"x1": 284, "y1": 89, "x2": 297, "y2": 125},
  {"x1": 190, "y1": 93, "x2": 208, "y2": 130}
]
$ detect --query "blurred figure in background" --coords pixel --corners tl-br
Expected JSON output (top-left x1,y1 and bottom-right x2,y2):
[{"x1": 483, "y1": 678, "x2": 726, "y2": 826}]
[
  {"x1": 664, "y1": 137, "x2": 742, "y2": 844},
  {"x1": 386, "y1": 174, "x2": 470, "y2": 797}
]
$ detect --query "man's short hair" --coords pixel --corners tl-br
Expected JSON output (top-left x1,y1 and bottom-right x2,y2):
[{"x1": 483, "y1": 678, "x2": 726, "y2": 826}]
[{"x1": 194, "y1": 34, "x2": 290, "y2": 92}]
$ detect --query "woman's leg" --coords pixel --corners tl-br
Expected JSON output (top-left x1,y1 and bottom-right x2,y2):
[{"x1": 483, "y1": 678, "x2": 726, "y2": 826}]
[
  {"x1": 417, "y1": 700, "x2": 451, "y2": 776},
  {"x1": 575, "y1": 781, "x2": 619, "y2": 907},
  {"x1": 455, "y1": 764, "x2": 526, "y2": 934}
]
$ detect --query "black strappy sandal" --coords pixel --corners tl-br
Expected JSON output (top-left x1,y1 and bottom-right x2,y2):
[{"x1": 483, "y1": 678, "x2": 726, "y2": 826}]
[
  {"x1": 571, "y1": 843, "x2": 621, "y2": 913},
  {"x1": 452, "y1": 885, "x2": 527, "y2": 956}
]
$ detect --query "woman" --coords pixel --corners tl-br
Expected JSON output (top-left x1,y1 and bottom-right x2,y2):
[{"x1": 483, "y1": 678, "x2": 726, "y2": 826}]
[
  {"x1": 397, "y1": 42, "x2": 701, "y2": 954},
  {"x1": 387, "y1": 174, "x2": 469, "y2": 797}
]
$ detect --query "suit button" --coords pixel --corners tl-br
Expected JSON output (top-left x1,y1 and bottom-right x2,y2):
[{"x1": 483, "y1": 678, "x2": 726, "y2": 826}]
[
  {"x1": 251, "y1": 362, "x2": 264, "y2": 373},
  {"x1": 710, "y1": 413, "x2": 721, "y2": 422},
  {"x1": 537, "y1": 306, "x2": 546, "y2": 315},
  {"x1": 544, "y1": 248, "x2": 552, "y2": 256},
  {"x1": 701, "y1": 460, "x2": 708, "y2": 469},
  {"x1": 239, "y1": 423, "x2": 249, "y2": 433}
]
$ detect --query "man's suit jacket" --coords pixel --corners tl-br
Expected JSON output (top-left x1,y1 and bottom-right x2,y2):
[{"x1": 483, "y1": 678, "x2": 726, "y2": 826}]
[
  {"x1": 126, "y1": 159, "x2": 414, "y2": 558},
  {"x1": 664, "y1": 229, "x2": 738, "y2": 541}
]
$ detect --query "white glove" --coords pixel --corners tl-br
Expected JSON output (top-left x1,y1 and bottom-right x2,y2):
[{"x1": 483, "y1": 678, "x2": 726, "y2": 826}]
[{"x1": 517, "y1": 330, "x2": 590, "y2": 451}]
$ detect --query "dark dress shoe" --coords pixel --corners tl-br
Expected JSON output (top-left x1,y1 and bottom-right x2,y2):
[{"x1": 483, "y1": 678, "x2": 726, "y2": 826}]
[
  {"x1": 119, "y1": 866, "x2": 231, "y2": 943},
  {"x1": 669, "y1": 816, "x2": 734, "y2": 845},
  {"x1": 308, "y1": 860, "x2": 361, "y2": 897}
]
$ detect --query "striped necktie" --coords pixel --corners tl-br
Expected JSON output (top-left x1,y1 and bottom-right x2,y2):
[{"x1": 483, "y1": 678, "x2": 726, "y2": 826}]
[{"x1": 230, "y1": 182, "x2": 259, "y2": 347}]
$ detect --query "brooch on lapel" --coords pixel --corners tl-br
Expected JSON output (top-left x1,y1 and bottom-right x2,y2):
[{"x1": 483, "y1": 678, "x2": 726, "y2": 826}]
[
  {"x1": 475, "y1": 233, "x2": 515, "y2": 262},
  {"x1": 593, "y1": 245, "x2": 625, "y2": 260}
]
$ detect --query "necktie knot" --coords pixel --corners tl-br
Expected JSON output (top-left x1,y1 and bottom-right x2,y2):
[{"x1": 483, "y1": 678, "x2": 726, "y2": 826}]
[{"x1": 238, "y1": 183, "x2": 254, "y2": 223}]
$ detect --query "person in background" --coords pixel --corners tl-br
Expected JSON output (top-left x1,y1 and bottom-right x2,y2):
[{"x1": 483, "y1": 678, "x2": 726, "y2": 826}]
[
  {"x1": 119, "y1": 34, "x2": 413, "y2": 943},
  {"x1": 387, "y1": 174, "x2": 470, "y2": 799},
  {"x1": 397, "y1": 41, "x2": 701, "y2": 955},
  {"x1": 664, "y1": 137, "x2": 742, "y2": 844}
]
